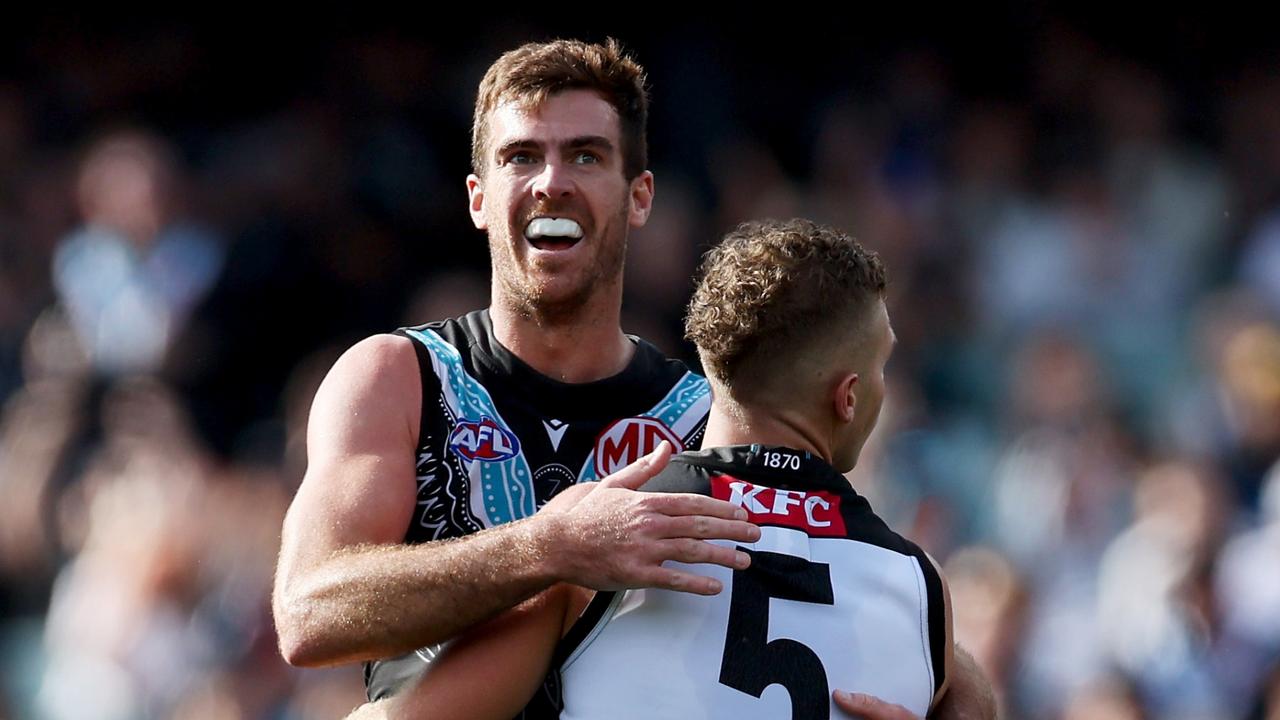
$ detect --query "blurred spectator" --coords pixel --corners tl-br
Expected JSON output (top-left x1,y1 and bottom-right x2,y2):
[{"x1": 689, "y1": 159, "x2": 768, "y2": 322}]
[
  {"x1": 1216, "y1": 324, "x2": 1280, "y2": 499},
  {"x1": 1059, "y1": 678, "x2": 1147, "y2": 720},
  {"x1": 945, "y1": 546, "x2": 1027, "y2": 718},
  {"x1": 988, "y1": 332, "x2": 1137, "y2": 716},
  {"x1": 1096, "y1": 460, "x2": 1234, "y2": 718},
  {"x1": 1173, "y1": 298, "x2": 1280, "y2": 510},
  {"x1": 992, "y1": 332, "x2": 1134, "y2": 568},
  {"x1": 1217, "y1": 463, "x2": 1280, "y2": 695},
  {"x1": 1240, "y1": 212, "x2": 1280, "y2": 318},
  {"x1": 53, "y1": 130, "x2": 223, "y2": 377},
  {"x1": 0, "y1": 307, "x2": 89, "y2": 614}
]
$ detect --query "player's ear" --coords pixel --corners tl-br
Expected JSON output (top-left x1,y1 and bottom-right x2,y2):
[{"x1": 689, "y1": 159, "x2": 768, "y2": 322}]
[
  {"x1": 628, "y1": 170, "x2": 654, "y2": 228},
  {"x1": 467, "y1": 174, "x2": 487, "y2": 230},
  {"x1": 833, "y1": 372, "x2": 859, "y2": 425}
]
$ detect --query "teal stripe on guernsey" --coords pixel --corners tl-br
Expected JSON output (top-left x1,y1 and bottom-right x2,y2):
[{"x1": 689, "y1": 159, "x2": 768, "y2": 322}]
[
  {"x1": 404, "y1": 328, "x2": 535, "y2": 526},
  {"x1": 576, "y1": 371, "x2": 711, "y2": 483}
]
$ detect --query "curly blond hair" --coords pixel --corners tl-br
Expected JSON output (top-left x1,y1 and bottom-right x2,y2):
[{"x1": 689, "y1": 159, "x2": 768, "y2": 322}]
[
  {"x1": 686, "y1": 218, "x2": 886, "y2": 388},
  {"x1": 471, "y1": 38, "x2": 649, "y2": 179}
]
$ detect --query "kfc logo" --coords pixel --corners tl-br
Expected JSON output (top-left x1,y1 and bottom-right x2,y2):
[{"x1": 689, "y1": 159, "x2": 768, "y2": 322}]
[
  {"x1": 593, "y1": 417, "x2": 683, "y2": 476},
  {"x1": 449, "y1": 417, "x2": 521, "y2": 463},
  {"x1": 711, "y1": 475, "x2": 847, "y2": 537}
]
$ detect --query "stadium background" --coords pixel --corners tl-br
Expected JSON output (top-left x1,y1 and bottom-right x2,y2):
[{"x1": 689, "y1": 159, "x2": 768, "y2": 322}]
[{"x1": 2, "y1": 11, "x2": 1280, "y2": 719}]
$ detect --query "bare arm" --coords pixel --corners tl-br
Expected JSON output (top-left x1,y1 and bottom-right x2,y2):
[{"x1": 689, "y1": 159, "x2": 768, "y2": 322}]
[
  {"x1": 273, "y1": 334, "x2": 758, "y2": 667},
  {"x1": 342, "y1": 584, "x2": 584, "y2": 720},
  {"x1": 392, "y1": 585, "x2": 577, "y2": 720},
  {"x1": 927, "y1": 647, "x2": 996, "y2": 720},
  {"x1": 273, "y1": 333, "x2": 564, "y2": 665}
]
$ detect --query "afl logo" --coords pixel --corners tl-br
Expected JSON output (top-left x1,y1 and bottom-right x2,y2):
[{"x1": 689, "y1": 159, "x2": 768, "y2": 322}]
[
  {"x1": 449, "y1": 416, "x2": 520, "y2": 463},
  {"x1": 593, "y1": 417, "x2": 683, "y2": 476}
]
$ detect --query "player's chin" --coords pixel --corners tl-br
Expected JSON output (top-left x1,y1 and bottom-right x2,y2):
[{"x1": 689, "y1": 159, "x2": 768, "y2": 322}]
[
  {"x1": 524, "y1": 274, "x2": 599, "y2": 311},
  {"x1": 530, "y1": 281, "x2": 590, "y2": 307}
]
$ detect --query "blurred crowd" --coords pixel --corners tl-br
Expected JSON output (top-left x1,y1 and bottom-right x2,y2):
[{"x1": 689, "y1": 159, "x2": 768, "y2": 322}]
[{"x1": 2, "y1": 17, "x2": 1280, "y2": 720}]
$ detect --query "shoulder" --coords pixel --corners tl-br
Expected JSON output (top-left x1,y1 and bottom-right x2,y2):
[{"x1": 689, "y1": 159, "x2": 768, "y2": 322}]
[
  {"x1": 638, "y1": 453, "x2": 713, "y2": 495},
  {"x1": 309, "y1": 334, "x2": 422, "y2": 440},
  {"x1": 399, "y1": 310, "x2": 488, "y2": 351},
  {"x1": 824, "y1": 489, "x2": 931, "y2": 561},
  {"x1": 329, "y1": 333, "x2": 420, "y2": 388},
  {"x1": 340, "y1": 308, "x2": 487, "y2": 384},
  {"x1": 629, "y1": 335, "x2": 705, "y2": 386}
]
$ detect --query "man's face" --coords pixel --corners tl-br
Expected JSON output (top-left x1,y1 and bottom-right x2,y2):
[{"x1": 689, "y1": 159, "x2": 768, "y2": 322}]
[
  {"x1": 467, "y1": 89, "x2": 653, "y2": 319},
  {"x1": 838, "y1": 300, "x2": 895, "y2": 470}
]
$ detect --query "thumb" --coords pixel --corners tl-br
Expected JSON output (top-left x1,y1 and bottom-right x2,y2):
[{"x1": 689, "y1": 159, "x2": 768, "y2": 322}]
[{"x1": 597, "y1": 440, "x2": 673, "y2": 490}]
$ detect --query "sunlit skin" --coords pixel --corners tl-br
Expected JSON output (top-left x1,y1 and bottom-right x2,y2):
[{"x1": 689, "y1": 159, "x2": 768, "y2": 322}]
[
  {"x1": 833, "y1": 302, "x2": 895, "y2": 471},
  {"x1": 704, "y1": 300, "x2": 896, "y2": 474},
  {"x1": 466, "y1": 89, "x2": 654, "y2": 381}
]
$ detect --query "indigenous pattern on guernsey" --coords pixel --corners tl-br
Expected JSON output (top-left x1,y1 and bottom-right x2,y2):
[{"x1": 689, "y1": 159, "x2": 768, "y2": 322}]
[
  {"x1": 552, "y1": 445, "x2": 949, "y2": 720},
  {"x1": 402, "y1": 326, "x2": 538, "y2": 527},
  {"x1": 365, "y1": 309, "x2": 711, "y2": 706}
]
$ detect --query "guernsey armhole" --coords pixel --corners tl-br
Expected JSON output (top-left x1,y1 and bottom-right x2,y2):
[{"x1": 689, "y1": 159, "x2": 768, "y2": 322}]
[
  {"x1": 556, "y1": 590, "x2": 625, "y2": 672},
  {"x1": 910, "y1": 556, "x2": 935, "y2": 698}
]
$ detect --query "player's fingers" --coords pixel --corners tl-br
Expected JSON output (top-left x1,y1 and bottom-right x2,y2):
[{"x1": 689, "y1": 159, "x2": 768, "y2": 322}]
[
  {"x1": 832, "y1": 691, "x2": 920, "y2": 720},
  {"x1": 638, "y1": 565, "x2": 724, "y2": 596},
  {"x1": 662, "y1": 515, "x2": 760, "y2": 543},
  {"x1": 662, "y1": 538, "x2": 752, "y2": 570},
  {"x1": 646, "y1": 492, "x2": 749, "y2": 521},
  {"x1": 596, "y1": 440, "x2": 673, "y2": 490}
]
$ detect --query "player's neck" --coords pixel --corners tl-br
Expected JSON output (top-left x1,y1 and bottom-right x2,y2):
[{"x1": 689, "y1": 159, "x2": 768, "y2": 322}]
[
  {"x1": 489, "y1": 295, "x2": 633, "y2": 384},
  {"x1": 702, "y1": 402, "x2": 834, "y2": 464}
]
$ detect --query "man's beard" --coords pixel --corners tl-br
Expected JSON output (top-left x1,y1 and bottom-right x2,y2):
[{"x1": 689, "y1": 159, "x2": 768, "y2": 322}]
[{"x1": 490, "y1": 198, "x2": 628, "y2": 326}]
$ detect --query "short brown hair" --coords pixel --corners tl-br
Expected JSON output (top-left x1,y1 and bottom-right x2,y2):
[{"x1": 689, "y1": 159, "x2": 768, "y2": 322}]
[
  {"x1": 686, "y1": 218, "x2": 887, "y2": 387},
  {"x1": 471, "y1": 38, "x2": 649, "y2": 179}
]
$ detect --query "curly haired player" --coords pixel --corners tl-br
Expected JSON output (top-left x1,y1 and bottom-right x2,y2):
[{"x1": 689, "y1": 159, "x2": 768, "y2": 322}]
[{"x1": 355, "y1": 220, "x2": 996, "y2": 720}]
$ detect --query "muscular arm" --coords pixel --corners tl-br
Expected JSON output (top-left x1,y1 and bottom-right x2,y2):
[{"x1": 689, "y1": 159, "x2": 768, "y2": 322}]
[
  {"x1": 273, "y1": 334, "x2": 757, "y2": 667},
  {"x1": 389, "y1": 585, "x2": 579, "y2": 720},
  {"x1": 272, "y1": 334, "x2": 560, "y2": 665},
  {"x1": 928, "y1": 647, "x2": 996, "y2": 720}
]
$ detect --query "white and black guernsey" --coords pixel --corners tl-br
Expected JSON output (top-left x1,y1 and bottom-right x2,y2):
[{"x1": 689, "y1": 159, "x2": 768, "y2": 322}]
[
  {"x1": 364, "y1": 309, "x2": 711, "y2": 707},
  {"x1": 552, "y1": 445, "x2": 947, "y2": 720}
]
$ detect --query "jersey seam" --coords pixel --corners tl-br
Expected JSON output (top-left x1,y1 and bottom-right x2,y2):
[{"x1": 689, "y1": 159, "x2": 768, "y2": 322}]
[
  {"x1": 559, "y1": 590, "x2": 626, "y2": 673},
  {"x1": 913, "y1": 557, "x2": 934, "y2": 697}
]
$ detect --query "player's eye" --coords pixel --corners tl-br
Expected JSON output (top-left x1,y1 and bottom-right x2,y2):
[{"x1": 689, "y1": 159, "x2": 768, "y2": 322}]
[
  {"x1": 506, "y1": 151, "x2": 538, "y2": 166},
  {"x1": 571, "y1": 151, "x2": 600, "y2": 165}
]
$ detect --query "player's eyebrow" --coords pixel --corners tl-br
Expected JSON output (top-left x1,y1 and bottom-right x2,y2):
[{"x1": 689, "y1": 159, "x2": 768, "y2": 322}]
[
  {"x1": 564, "y1": 135, "x2": 613, "y2": 151},
  {"x1": 495, "y1": 139, "x2": 543, "y2": 157},
  {"x1": 495, "y1": 136, "x2": 613, "y2": 160}
]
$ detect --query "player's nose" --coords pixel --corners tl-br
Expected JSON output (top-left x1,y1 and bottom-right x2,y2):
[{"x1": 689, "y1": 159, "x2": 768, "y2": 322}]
[{"x1": 531, "y1": 161, "x2": 575, "y2": 200}]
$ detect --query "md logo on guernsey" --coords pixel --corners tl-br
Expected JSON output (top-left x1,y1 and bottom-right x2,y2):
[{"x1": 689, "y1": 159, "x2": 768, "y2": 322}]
[
  {"x1": 449, "y1": 416, "x2": 521, "y2": 463},
  {"x1": 593, "y1": 417, "x2": 683, "y2": 476}
]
